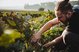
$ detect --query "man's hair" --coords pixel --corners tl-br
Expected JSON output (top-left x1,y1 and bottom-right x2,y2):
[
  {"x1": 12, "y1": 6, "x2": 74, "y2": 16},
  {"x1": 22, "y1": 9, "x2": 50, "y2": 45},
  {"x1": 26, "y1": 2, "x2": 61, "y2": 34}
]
[{"x1": 55, "y1": 0, "x2": 73, "y2": 12}]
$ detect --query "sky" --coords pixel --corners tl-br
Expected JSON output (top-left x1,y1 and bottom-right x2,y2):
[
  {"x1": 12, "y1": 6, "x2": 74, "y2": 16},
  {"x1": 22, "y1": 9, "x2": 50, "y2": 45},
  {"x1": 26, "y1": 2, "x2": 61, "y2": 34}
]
[
  {"x1": 0, "y1": 0, "x2": 77, "y2": 9},
  {"x1": 0, "y1": 0, "x2": 55, "y2": 9}
]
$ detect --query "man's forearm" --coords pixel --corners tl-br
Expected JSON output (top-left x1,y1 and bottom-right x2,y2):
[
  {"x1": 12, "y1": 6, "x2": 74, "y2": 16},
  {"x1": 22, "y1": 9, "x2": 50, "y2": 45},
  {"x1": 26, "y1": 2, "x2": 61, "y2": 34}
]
[
  {"x1": 50, "y1": 35, "x2": 63, "y2": 45},
  {"x1": 38, "y1": 18, "x2": 60, "y2": 35},
  {"x1": 38, "y1": 20, "x2": 54, "y2": 35}
]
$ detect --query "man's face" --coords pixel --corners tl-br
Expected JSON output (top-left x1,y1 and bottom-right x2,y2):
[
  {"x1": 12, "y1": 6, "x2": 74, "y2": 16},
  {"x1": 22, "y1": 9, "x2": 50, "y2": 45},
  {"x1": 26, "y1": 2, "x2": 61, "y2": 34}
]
[{"x1": 55, "y1": 10, "x2": 70, "y2": 23}]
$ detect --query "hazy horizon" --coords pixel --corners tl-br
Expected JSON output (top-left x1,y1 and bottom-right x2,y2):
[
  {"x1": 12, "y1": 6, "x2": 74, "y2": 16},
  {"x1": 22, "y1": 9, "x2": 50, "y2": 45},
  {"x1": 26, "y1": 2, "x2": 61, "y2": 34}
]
[
  {"x1": 0, "y1": 0, "x2": 77, "y2": 10},
  {"x1": 0, "y1": 0, "x2": 56, "y2": 9}
]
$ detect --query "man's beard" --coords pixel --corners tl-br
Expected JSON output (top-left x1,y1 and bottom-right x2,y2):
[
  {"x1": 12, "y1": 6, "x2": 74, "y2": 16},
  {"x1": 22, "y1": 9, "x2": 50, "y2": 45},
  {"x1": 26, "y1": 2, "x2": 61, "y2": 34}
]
[
  {"x1": 61, "y1": 20, "x2": 68, "y2": 26},
  {"x1": 60, "y1": 17, "x2": 69, "y2": 26}
]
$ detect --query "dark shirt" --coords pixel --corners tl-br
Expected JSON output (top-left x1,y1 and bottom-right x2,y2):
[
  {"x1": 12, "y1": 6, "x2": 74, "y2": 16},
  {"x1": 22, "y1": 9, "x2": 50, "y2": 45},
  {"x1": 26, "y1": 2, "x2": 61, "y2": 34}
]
[{"x1": 66, "y1": 11, "x2": 79, "y2": 34}]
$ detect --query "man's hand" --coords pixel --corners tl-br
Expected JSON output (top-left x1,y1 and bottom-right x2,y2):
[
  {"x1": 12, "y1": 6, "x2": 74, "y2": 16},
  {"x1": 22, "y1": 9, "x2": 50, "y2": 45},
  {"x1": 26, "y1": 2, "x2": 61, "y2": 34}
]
[
  {"x1": 31, "y1": 32, "x2": 41, "y2": 43},
  {"x1": 43, "y1": 41, "x2": 53, "y2": 48}
]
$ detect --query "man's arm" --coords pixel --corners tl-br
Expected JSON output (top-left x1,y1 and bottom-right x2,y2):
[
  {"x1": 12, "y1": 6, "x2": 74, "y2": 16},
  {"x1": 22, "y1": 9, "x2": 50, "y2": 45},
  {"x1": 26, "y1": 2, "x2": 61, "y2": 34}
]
[
  {"x1": 38, "y1": 18, "x2": 60, "y2": 34},
  {"x1": 43, "y1": 35, "x2": 63, "y2": 48},
  {"x1": 31, "y1": 18, "x2": 60, "y2": 42}
]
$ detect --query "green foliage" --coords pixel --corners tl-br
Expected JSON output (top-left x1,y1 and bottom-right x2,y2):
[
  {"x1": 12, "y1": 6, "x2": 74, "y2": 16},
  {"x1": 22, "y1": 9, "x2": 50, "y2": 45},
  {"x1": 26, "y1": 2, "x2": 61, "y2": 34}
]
[
  {"x1": 39, "y1": 25, "x2": 64, "y2": 45},
  {"x1": 0, "y1": 11, "x2": 65, "y2": 52},
  {"x1": 0, "y1": 29, "x2": 24, "y2": 47},
  {"x1": 7, "y1": 19, "x2": 16, "y2": 26}
]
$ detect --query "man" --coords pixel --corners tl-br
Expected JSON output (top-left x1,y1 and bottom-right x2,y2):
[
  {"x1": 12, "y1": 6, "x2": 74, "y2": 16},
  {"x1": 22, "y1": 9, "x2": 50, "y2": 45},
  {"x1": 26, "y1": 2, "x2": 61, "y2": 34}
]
[{"x1": 31, "y1": 0, "x2": 79, "y2": 52}]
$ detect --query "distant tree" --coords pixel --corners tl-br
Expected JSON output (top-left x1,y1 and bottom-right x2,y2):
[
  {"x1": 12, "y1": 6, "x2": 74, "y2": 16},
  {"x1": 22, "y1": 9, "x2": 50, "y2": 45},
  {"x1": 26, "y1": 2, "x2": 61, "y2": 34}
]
[{"x1": 38, "y1": 8, "x2": 44, "y2": 11}]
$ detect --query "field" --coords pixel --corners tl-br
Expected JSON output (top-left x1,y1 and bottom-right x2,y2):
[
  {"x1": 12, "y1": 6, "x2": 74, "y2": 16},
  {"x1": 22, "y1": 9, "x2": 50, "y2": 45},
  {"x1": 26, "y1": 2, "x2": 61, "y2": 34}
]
[{"x1": 0, "y1": 10, "x2": 64, "y2": 52}]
